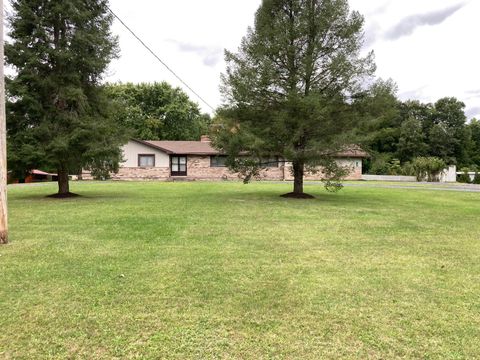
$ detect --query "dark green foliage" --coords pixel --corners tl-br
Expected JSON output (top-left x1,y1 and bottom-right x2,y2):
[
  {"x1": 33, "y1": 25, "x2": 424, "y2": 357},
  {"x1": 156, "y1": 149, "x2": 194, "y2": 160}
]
[
  {"x1": 397, "y1": 117, "x2": 428, "y2": 162},
  {"x1": 472, "y1": 172, "x2": 480, "y2": 185},
  {"x1": 353, "y1": 79, "x2": 401, "y2": 154},
  {"x1": 316, "y1": 158, "x2": 349, "y2": 192},
  {"x1": 457, "y1": 168, "x2": 471, "y2": 184},
  {"x1": 367, "y1": 155, "x2": 413, "y2": 176},
  {"x1": 215, "y1": 0, "x2": 375, "y2": 195},
  {"x1": 6, "y1": 0, "x2": 126, "y2": 194},
  {"x1": 367, "y1": 153, "x2": 394, "y2": 175},
  {"x1": 466, "y1": 119, "x2": 480, "y2": 165},
  {"x1": 351, "y1": 79, "x2": 401, "y2": 175},
  {"x1": 428, "y1": 123, "x2": 455, "y2": 163},
  {"x1": 401, "y1": 161, "x2": 415, "y2": 177},
  {"x1": 365, "y1": 96, "x2": 475, "y2": 173},
  {"x1": 106, "y1": 82, "x2": 211, "y2": 141},
  {"x1": 385, "y1": 158, "x2": 402, "y2": 175},
  {"x1": 428, "y1": 97, "x2": 469, "y2": 164}
]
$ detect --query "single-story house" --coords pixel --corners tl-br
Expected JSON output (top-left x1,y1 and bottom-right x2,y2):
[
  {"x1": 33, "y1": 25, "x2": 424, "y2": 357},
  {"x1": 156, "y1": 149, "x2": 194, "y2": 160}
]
[{"x1": 89, "y1": 136, "x2": 367, "y2": 181}]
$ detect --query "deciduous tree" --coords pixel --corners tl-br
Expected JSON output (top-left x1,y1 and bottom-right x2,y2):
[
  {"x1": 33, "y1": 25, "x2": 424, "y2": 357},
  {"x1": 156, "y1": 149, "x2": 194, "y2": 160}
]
[
  {"x1": 466, "y1": 118, "x2": 480, "y2": 166},
  {"x1": 106, "y1": 82, "x2": 211, "y2": 141},
  {"x1": 397, "y1": 117, "x2": 427, "y2": 162},
  {"x1": 429, "y1": 97, "x2": 468, "y2": 164}
]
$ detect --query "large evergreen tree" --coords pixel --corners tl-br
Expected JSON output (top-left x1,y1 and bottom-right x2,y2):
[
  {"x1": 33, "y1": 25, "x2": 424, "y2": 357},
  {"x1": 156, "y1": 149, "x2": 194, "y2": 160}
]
[
  {"x1": 214, "y1": 0, "x2": 374, "y2": 197},
  {"x1": 6, "y1": 0, "x2": 125, "y2": 196}
]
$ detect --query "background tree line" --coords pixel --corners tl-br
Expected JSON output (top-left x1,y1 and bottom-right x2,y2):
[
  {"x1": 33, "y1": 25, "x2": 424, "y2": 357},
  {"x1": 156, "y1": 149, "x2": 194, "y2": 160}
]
[{"x1": 353, "y1": 80, "x2": 480, "y2": 175}]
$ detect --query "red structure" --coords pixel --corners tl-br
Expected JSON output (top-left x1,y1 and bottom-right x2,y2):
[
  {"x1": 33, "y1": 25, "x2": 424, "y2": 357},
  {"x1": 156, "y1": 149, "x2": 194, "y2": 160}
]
[{"x1": 9, "y1": 169, "x2": 58, "y2": 184}]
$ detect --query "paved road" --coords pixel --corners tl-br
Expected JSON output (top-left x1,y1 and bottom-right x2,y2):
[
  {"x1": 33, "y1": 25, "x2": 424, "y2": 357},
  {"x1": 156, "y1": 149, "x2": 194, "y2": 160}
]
[{"x1": 313, "y1": 182, "x2": 480, "y2": 193}]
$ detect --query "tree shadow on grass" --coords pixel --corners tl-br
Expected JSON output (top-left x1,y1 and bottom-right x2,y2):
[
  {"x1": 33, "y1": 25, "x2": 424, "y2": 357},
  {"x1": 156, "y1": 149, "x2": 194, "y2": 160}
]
[
  {"x1": 11, "y1": 191, "x2": 136, "y2": 203},
  {"x1": 213, "y1": 187, "x2": 390, "y2": 208},
  {"x1": 46, "y1": 192, "x2": 80, "y2": 199},
  {"x1": 280, "y1": 192, "x2": 315, "y2": 199}
]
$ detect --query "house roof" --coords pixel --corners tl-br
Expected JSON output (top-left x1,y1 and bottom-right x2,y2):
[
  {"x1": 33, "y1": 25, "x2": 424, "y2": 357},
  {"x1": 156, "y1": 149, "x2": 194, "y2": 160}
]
[
  {"x1": 132, "y1": 139, "x2": 369, "y2": 158},
  {"x1": 334, "y1": 146, "x2": 370, "y2": 158},
  {"x1": 31, "y1": 169, "x2": 57, "y2": 176},
  {"x1": 134, "y1": 139, "x2": 219, "y2": 155}
]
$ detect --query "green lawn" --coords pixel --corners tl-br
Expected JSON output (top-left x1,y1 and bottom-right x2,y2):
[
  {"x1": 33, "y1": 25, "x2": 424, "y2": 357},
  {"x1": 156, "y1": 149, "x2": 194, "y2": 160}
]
[{"x1": 1, "y1": 181, "x2": 479, "y2": 359}]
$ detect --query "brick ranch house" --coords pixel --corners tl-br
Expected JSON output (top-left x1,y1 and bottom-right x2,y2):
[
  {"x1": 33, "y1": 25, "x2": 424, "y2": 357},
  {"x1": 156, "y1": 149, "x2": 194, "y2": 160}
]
[{"x1": 96, "y1": 136, "x2": 367, "y2": 181}]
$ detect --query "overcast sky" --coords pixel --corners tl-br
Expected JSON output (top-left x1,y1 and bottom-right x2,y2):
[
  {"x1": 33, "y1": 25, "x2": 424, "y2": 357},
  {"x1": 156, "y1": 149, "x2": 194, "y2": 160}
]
[{"x1": 106, "y1": 0, "x2": 480, "y2": 120}]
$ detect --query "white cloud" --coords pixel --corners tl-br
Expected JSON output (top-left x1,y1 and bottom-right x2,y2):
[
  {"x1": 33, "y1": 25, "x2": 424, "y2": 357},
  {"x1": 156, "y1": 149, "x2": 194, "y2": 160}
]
[
  {"x1": 166, "y1": 40, "x2": 223, "y2": 67},
  {"x1": 384, "y1": 3, "x2": 466, "y2": 41}
]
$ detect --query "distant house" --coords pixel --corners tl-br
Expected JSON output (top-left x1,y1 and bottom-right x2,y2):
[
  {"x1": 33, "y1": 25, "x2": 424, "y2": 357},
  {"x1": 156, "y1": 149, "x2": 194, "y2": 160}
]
[
  {"x1": 85, "y1": 136, "x2": 368, "y2": 181},
  {"x1": 8, "y1": 169, "x2": 58, "y2": 184}
]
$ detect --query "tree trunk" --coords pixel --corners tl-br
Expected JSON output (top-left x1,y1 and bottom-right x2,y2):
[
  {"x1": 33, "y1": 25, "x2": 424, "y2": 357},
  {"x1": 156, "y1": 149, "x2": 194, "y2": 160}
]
[
  {"x1": 292, "y1": 160, "x2": 304, "y2": 194},
  {"x1": 281, "y1": 159, "x2": 313, "y2": 198},
  {"x1": 48, "y1": 166, "x2": 78, "y2": 198},
  {"x1": 57, "y1": 168, "x2": 70, "y2": 195}
]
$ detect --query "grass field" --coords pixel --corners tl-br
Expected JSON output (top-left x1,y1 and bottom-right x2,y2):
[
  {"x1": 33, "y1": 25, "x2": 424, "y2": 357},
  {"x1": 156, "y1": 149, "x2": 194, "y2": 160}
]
[{"x1": 1, "y1": 181, "x2": 479, "y2": 359}]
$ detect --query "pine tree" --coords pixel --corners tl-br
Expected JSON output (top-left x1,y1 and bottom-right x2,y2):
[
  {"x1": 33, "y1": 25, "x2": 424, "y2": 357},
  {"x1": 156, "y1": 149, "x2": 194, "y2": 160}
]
[
  {"x1": 215, "y1": 0, "x2": 375, "y2": 197},
  {"x1": 6, "y1": 0, "x2": 125, "y2": 196}
]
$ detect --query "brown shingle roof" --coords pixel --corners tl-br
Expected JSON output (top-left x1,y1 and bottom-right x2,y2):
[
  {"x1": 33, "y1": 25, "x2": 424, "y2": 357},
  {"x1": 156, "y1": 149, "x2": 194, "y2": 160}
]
[
  {"x1": 335, "y1": 145, "x2": 370, "y2": 158},
  {"x1": 134, "y1": 139, "x2": 220, "y2": 155},
  {"x1": 132, "y1": 139, "x2": 369, "y2": 158}
]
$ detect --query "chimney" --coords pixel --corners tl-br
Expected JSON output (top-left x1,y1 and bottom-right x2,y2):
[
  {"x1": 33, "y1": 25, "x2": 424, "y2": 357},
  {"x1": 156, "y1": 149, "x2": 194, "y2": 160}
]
[{"x1": 200, "y1": 135, "x2": 211, "y2": 143}]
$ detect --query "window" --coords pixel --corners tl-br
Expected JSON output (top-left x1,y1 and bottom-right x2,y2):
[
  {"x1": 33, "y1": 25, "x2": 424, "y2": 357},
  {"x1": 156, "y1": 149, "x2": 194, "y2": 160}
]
[
  {"x1": 210, "y1": 156, "x2": 228, "y2": 167},
  {"x1": 210, "y1": 156, "x2": 280, "y2": 168},
  {"x1": 171, "y1": 156, "x2": 187, "y2": 176},
  {"x1": 138, "y1": 154, "x2": 155, "y2": 167}
]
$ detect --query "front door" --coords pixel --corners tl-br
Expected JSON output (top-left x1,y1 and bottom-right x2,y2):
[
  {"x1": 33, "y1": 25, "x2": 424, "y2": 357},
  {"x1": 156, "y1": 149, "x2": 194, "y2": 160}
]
[{"x1": 171, "y1": 156, "x2": 187, "y2": 176}]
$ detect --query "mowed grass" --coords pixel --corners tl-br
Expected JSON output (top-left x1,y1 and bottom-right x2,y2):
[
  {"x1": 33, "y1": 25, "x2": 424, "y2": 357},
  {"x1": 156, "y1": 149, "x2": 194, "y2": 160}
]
[{"x1": 1, "y1": 181, "x2": 479, "y2": 359}]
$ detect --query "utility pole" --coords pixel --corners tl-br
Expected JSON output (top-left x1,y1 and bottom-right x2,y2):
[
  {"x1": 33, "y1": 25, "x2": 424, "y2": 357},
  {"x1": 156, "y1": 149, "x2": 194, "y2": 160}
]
[{"x1": 0, "y1": 0, "x2": 8, "y2": 244}]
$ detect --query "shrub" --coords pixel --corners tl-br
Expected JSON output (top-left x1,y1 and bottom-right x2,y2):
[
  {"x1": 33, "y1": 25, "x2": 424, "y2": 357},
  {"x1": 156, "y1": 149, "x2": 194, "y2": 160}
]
[
  {"x1": 412, "y1": 157, "x2": 446, "y2": 182},
  {"x1": 369, "y1": 156, "x2": 406, "y2": 176},
  {"x1": 473, "y1": 172, "x2": 480, "y2": 184},
  {"x1": 386, "y1": 159, "x2": 402, "y2": 176},
  {"x1": 458, "y1": 167, "x2": 472, "y2": 184},
  {"x1": 368, "y1": 154, "x2": 393, "y2": 175},
  {"x1": 401, "y1": 161, "x2": 415, "y2": 176}
]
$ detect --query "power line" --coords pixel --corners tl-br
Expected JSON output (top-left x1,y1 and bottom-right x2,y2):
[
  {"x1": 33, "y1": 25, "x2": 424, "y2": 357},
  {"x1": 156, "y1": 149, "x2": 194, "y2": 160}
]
[{"x1": 106, "y1": 5, "x2": 215, "y2": 112}]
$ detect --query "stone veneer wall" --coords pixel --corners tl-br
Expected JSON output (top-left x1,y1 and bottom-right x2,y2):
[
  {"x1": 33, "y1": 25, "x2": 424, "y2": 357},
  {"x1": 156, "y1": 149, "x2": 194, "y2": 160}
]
[
  {"x1": 283, "y1": 159, "x2": 362, "y2": 181},
  {"x1": 111, "y1": 167, "x2": 170, "y2": 181},
  {"x1": 83, "y1": 156, "x2": 361, "y2": 181},
  {"x1": 187, "y1": 156, "x2": 284, "y2": 180}
]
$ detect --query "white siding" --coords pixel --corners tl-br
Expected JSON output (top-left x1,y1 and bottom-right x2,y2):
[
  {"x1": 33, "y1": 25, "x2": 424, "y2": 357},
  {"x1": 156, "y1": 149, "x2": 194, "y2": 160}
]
[{"x1": 121, "y1": 140, "x2": 170, "y2": 168}]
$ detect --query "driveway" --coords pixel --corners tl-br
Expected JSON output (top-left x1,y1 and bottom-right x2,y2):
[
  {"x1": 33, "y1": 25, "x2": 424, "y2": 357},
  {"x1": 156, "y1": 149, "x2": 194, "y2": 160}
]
[{"x1": 317, "y1": 181, "x2": 480, "y2": 193}]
